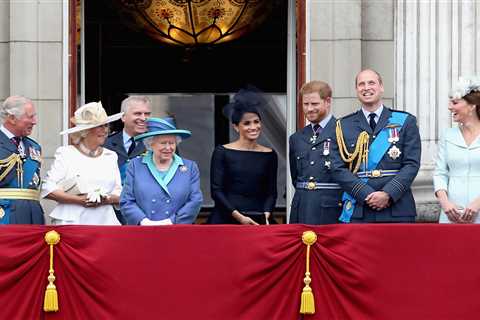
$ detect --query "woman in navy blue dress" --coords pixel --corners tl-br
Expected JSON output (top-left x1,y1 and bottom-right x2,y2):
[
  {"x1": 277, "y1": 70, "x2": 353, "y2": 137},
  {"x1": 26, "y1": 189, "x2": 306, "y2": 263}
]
[{"x1": 208, "y1": 92, "x2": 278, "y2": 225}]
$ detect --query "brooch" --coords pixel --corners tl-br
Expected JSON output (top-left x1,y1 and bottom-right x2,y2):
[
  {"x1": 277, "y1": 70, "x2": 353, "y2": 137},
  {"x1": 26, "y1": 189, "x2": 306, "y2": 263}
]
[{"x1": 179, "y1": 165, "x2": 188, "y2": 172}]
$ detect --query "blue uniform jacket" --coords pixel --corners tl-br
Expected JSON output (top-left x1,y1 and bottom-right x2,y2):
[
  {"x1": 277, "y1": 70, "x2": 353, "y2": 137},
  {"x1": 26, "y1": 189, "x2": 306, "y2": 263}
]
[
  {"x1": 332, "y1": 107, "x2": 421, "y2": 222},
  {"x1": 289, "y1": 116, "x2": 342, "y2": 224},
  {"x1": 0, "y1": 131, "x2": 44, "y2": 224},
  {"x1": 120, "y1": 155, "x2": 203, "y2": 225}
]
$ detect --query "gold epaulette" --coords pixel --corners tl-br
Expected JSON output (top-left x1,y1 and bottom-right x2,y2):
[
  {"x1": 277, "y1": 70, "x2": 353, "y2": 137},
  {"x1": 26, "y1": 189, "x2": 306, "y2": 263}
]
[
  {"x1": 335, "y1": 120, "x2": 370, "y2": 173},
  {"x1": 0, "y1": 153, "x2": 23, "y2": 182}
]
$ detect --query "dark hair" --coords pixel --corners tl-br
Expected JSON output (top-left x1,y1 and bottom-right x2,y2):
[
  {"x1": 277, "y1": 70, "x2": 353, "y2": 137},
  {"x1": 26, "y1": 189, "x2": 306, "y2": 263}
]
[
  {"x1": 463, "y1": 91, "x2": 480, "y2": 119},
  {"x1": 229, "y1": 101, "x2": 261, "y2": 125}
]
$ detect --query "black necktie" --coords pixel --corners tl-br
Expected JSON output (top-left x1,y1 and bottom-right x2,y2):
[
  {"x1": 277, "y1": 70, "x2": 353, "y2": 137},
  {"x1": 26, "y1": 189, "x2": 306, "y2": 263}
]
[
  {"x1": 313, "y1": 123, "x2": 320, "y2": 132},
  {"x1": 368, "y1": 113, "x2": 376, "y2": 131},
  {"x1": 127, "y1": 138, "x2": 136, "y2": 155}
]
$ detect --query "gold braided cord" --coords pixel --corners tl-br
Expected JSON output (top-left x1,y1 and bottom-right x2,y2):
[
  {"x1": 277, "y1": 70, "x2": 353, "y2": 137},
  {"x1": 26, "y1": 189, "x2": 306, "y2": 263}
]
[
  {"x1": 335, "y1": 120, "x2": 370, "y2": 173},
  {"x1": 0, "y1": 154, "x2": 22, "y2": 182}
]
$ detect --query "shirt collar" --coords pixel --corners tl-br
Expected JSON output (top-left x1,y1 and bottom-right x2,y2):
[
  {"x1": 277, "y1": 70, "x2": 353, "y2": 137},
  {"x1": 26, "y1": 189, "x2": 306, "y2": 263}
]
[
  {"x1": 361, "y1": 105, "x2": 384, "y2": 121},
  {"x1": 310, "y1": 113, "x2": 332, "y2": 130},
  {"x1": 0, "y1": 125, "x2": 16, "y2": 139},
  {"x1": 122, "y1": 130, "x2": 132, "y2": 145}
]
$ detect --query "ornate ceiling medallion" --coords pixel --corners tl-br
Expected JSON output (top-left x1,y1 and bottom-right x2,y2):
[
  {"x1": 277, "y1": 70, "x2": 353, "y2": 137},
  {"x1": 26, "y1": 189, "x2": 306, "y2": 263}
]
[{"x1": 113, "y1": 0, "x2": 274, "y2": 46}]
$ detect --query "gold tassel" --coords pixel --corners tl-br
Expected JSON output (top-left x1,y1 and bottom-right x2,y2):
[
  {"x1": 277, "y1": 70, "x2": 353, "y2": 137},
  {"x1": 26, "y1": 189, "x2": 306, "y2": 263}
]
[
  {"x1": 44, "y1": 230, "x2": 61, "y2": 312},
  {"x1": 300, "y1": 230, "x2": 317, "y2": 315}
]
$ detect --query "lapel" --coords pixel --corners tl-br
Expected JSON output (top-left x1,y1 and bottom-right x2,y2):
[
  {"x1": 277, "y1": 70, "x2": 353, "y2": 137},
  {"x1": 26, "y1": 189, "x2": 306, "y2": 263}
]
[
  {"x1": 130, "y1": 140, "x2": 146, "y2": 158},
  {"x1": 300, "y1": 125, "x2": 314, "y2": 144},
  {"x1": 374, "y1": 107, "x2": 392, "y2": 135},
  {"x1": 110, "y1": 132, "x2": 128, "y2": 158},
  {"x1": 352, "y1": 110, "x2": 372, "y2": 134},
  {"x1": 0, "y1": 131, "x2": 17, "y2": 153}
]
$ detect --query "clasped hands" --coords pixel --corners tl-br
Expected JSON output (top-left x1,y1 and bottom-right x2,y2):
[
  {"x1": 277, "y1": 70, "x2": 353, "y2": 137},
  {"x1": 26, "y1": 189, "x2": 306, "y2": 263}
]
[
  {"x1": 365, "y1": 191, "x2": 391, "y2": 211},
  {"x1": 441, "y1": 199, "x2": 480, "y2": 223}
]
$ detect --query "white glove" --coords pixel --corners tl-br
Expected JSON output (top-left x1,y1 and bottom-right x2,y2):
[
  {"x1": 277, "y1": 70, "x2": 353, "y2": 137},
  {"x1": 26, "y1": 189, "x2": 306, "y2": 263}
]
[
  {"x1": 87, "y1": 188, "x2": 108, "y2": 203},
  {"x1": 140, "y1": 218, "x2": 173, "y2": 226}
]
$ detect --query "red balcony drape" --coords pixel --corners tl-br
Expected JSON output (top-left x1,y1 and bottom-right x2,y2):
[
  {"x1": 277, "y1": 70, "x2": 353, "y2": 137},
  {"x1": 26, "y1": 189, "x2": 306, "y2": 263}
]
[{"x1": 0, "y1": 224, "x2": 478, "y2": 319}]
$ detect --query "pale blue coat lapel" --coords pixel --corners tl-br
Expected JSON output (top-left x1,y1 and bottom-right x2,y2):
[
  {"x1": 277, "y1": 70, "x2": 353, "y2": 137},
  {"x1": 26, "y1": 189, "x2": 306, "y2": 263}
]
[{"x1": 142, "y1": 152, "x2": 184, "y2": 195}]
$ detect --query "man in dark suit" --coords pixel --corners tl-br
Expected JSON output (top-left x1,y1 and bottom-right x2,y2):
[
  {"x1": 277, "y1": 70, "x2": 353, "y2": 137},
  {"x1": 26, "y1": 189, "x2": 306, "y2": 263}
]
[
  {"x1": 333, "y1": 69, "x2": 421, "y2": 223},
  {"x1": 104, "y1": 95, "x2": 152, "y2": 224},
  {"x1": 289, "y1": 80, "x2": 343, "y2": 224},
  {"x1": 0, "y1": 95, "x2": 44, "y2": 224}
]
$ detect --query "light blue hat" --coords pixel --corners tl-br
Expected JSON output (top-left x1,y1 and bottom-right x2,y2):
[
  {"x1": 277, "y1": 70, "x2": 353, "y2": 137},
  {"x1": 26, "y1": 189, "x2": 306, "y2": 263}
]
[{"x1": 134, "y1": 117, "x2": 191, "y2": 141}]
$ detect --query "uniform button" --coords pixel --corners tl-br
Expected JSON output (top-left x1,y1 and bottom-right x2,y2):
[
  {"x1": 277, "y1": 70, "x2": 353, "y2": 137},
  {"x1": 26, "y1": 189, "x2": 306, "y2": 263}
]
[
  {"x1": 151, "y1": 210, "x2": 155, "y2": 214},
  {"x1": 152, "y1": 199, "x2": 156, "y2": 203},
  {"x1": 166, "y1": 199, "x2": 170, "y2": 203},
  {"x1": 309, "y1": 176, "x2": 314, "y2": 180},
  {"x1": 338, "y1": 202, "x2": 343, "y2": 207},
  {"x1": 373, "y1": 135, "x2": 376, "y2": 138},
  {"x1": 310, "y1": 161, "x2": 315, "y2": 165},
  {"x1": 312, "y1": 147, "x2": 316, "y2": 150},
  {"x1": 297, "y1": 156, "x2": 300, "y2": 160},
  {"x1": 165, "y1": 211, "x2": 169, "y2": 214},
  {"x1": 350, "y1": 144, "x2": 355, "y2": 147}
]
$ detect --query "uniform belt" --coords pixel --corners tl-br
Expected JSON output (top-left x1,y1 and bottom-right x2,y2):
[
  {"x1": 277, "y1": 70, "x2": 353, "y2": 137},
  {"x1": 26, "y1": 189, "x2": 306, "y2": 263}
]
[
  {"x1": 296, "y1": 182, "x2": 341, "y2": 190},
  {"x1": 356, "y1": 169, "x2": 400, "y2": 178},
  {"x1": 0, "y1": 188, "x2": 40, "y2": 201}
]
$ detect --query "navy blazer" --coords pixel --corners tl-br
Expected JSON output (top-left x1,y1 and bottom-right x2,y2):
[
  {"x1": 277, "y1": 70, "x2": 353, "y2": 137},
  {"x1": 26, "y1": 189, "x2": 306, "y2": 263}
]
[
  {"x1": 104, "y1": 131, "x2": 146, "y2": 182},
  {"x1": 289, "y1": 117, "x2": 342, "y2": 224},
  {"x1": 332, "y1": 107, "x2": 421, "y2": 222}
]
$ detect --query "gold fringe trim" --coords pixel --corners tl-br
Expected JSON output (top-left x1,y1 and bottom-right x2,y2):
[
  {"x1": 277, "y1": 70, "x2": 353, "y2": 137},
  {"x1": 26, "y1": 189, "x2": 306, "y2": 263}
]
[
  {"x1": 44, "y1": 230, "x2": 60, "y2": 312},
  {"x1": 300, "y1": 231, "x2": 317, "y2": 315}
]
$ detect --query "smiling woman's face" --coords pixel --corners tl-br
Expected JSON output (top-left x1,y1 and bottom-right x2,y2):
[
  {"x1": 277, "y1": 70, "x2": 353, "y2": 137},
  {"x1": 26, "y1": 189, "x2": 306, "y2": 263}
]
[
  {"x1": 151, "y1": 135, "x2": 177, "y2": 162},
  {"x1": 234, "y1": 112, "x2": 261, "y2": 141},
  {"x1": 448, "y1": 98, "x2": 475, "y2": 123}
]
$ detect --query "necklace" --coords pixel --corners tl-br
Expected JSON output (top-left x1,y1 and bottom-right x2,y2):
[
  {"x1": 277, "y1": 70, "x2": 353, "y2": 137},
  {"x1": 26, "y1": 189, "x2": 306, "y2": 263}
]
[{"x1": 78, "y1": 143, "x2": 103, "y2": 157}]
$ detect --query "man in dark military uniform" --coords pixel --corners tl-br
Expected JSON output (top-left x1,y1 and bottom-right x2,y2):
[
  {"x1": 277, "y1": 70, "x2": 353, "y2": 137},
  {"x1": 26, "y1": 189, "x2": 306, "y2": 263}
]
[
  {"x1": 333, "y1": 69, "x2": 421, "y2": 223},
  {"x1": 289, "y1": 80, "x2": 342, "y2": 224},
  {"x1": 0, "y1": 96, "x2": 44, "y2": 224},
  {"x1": 104, "y1": 95, "x2": 151, "y2": 224}
]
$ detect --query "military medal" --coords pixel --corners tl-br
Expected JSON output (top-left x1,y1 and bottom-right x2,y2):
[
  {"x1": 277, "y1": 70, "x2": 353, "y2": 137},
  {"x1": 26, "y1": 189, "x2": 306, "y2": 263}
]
[
  {"x1": 323, "y1": 139, "x2": 330, "y2": 156},
  {"x1": 388, "y1": 145, "x2": 402, "y2": 159},
  {"x1": 29, "y1": 147, "x2": 42, "y2": 162},
  {"x1": 310, "y1": 124, "x2": 322, "y2": 144},
  {"x1": 32, "y1": 172, "x2": 40, "y2": 187},
  {"x1": 387, "y1": 127, "x2": 400, "y2": 143},
  {"x1": 324, "y1": 160, "x2": 331, "y2": 169}
]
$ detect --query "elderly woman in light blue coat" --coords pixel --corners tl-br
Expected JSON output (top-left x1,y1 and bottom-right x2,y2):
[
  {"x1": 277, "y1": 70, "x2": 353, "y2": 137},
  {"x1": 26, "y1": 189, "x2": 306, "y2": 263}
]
[{"x1": 120, "y1": 117, "x2": 203, "y2": 225}]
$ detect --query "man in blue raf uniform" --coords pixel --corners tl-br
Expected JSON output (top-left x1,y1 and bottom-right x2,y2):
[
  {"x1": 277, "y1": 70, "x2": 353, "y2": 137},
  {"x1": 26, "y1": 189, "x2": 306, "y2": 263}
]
[
  {"x1": 333, "y1": 69, "x2": 421, "y2": 223},
  {"x1": 289, "y1": 80, "x2": 342, "y2": 224},
  {"x1": 0, "y1": 96, "x2": 44, "y2": 224},
  {"x1": 104, "y1": 96, "x2": 151, "y2": 224}
]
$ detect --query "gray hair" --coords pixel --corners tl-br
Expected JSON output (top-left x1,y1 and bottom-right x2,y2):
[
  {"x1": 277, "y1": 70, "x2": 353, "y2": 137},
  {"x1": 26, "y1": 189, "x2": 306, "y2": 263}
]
[
  {"x1": 143, "y1": 135, "x2": 182, "y2": 151},
  {"x1": 121, "y1": 95, "x2": 152, "y2": 113},
  {"x1": 0, "y1": 96, "x2": 32, "y2": 124}
]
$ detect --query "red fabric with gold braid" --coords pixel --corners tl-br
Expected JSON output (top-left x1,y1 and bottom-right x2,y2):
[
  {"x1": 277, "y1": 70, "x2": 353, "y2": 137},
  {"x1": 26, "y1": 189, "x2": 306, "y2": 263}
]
[{"x1": 0, "y1": 224, "x2": 479, "y2": 319}]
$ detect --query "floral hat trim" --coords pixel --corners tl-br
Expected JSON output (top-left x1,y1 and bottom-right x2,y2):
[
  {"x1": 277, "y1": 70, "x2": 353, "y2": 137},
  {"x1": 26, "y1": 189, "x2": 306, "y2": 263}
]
[{"x1": 449, "y1": 76, "x2": 480, "y2": 100}]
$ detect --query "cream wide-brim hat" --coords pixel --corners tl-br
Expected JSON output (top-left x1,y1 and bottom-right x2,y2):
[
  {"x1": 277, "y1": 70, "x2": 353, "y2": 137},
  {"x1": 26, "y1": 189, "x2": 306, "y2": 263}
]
[{"x1": 60, "y1": 101, "x2": 123, "y2": 135}]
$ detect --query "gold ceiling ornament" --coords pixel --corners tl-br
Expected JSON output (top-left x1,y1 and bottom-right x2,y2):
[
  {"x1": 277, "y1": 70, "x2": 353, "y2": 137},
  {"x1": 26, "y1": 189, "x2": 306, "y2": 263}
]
[{"x1": 112, "y1": 0, "x2": 274, "y2": 46}]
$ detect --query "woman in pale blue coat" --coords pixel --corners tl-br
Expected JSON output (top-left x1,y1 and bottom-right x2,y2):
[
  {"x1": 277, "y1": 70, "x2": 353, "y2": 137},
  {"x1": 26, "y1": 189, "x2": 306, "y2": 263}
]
[
  {"x1": 434, "y1": 76, "x2": 480, "y2": 223},
  {"x1": 120, "y1": 118, "x2": 203, "y2": 225}
]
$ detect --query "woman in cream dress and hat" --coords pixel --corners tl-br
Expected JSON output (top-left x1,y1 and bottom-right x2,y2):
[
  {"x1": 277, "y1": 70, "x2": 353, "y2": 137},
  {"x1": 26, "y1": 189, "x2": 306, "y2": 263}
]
[
  {"x1": 434, "y1": 76, "x2": 480, "y2": 223},
  {"x1": 41, "y1": 102, "x2": 123, "y2": 225},
  {"x1": 120, "y1": 117, "x2": 203, "y2": 225}
]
